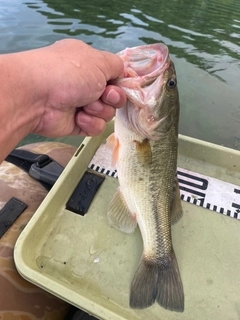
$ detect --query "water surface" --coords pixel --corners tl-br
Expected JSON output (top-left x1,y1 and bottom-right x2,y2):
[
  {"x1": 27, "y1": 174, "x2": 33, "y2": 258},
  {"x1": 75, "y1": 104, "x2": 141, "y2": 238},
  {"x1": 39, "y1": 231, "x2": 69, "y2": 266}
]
[{"x1": 1, "y1": 0, "x2": 239, "y2": 149}]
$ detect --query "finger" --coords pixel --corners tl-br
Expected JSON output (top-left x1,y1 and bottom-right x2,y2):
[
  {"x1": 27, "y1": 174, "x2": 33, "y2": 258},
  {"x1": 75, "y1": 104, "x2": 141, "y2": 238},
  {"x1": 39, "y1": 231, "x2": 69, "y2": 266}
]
[
  {"x1": 101, "y1": 86, "x2": 126, "y2": 108},
  {"x1": 75, "y1": 111, "x2": 106, "y2": 136},
  {"x1": 83, "y1": 101, "x2": 116, "y2": 122}
]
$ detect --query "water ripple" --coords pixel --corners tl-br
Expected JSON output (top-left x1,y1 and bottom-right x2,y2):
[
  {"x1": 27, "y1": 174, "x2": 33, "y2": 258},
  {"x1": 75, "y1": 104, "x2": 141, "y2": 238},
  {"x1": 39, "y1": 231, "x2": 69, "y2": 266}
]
[{"x1": 1, "y1": 0, "x2": 239, "y2": 148}]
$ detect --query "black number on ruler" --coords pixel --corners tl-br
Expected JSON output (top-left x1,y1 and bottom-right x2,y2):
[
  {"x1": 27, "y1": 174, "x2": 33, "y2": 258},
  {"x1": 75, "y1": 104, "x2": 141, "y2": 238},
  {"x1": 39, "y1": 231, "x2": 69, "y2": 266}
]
[
  {"x1": 234, "y1": 188, "x2": 240, "y2": 194},
  {"x1": 232, "y1": 203, "x2": 240, "y2": 219},
  {"x1": 177, "y1": 170, "x2": 209, "y2": 207},
  {"x1": 232, "y1": 189, "x2": 240, "y2": 218}
]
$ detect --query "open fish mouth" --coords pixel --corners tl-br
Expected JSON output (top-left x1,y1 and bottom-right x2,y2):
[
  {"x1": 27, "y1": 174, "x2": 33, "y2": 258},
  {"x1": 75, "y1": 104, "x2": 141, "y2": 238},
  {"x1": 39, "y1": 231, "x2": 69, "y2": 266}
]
[
  {"x1": 118, "y1": 43, "x2": 169, "y2": 79},
  {"x1": 112, "y1": 43, "x2": 172, "y2": 140}
]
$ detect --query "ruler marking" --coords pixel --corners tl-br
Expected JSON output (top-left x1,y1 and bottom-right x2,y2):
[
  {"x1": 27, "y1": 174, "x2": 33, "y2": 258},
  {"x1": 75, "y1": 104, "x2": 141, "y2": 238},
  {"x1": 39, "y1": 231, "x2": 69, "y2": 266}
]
[
  {"x1": 179, "y1": 185, "x2": 206, "y2": 198},
  {"x1": 178, "y1": 171, "x2": 208, "y2": 190},
  {"x1": 232, "y1": 203, "x2": 240, "y2": 210}
]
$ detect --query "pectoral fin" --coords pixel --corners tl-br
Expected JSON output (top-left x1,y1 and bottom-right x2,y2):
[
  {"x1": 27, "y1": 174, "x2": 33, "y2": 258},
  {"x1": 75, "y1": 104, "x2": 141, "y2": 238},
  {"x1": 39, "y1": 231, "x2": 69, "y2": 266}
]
[
  {"x1": 171, "y1": 176, "x2": 183, "y2": 225},
  {"x1": 107, "y1": 188, "x2": 137, "y2": 233},
  {"x1": 106, "y1": 133, "x2": 115, "y2": 147},
  {"x1": 106, "y1": 133, "x2": 120, "y2": 168}
]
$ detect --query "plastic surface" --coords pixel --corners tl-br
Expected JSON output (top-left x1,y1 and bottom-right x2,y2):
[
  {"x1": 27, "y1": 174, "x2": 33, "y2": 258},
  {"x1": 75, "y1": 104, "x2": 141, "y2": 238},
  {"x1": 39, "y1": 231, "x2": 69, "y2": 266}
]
[{"x1": 14, "y1": 121, "x2": 240, "y2": 320}]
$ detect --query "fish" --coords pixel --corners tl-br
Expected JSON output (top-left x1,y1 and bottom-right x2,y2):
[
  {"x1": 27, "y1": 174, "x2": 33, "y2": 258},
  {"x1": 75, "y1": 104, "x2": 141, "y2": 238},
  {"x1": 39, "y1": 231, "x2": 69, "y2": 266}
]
[{"x1": 106, "y1": 43, "x2": 184, "y2": 312}]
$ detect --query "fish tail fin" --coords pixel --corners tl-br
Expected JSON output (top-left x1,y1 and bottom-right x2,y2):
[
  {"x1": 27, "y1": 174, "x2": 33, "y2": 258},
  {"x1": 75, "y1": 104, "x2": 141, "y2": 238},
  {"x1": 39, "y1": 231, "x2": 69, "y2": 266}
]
[{"x1": 130, "y1": 251, "x2": 184, "y2": 312}]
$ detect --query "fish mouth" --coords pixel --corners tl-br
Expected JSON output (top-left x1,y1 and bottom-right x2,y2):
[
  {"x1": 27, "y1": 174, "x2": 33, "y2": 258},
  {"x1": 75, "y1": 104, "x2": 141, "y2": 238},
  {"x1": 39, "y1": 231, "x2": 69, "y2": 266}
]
[
  {"x1": 118, "y1": 43, "x2": 169, "y2": 79},
  {"x1": 112, "y1": 43, "x2": 171, "y2": 139}
]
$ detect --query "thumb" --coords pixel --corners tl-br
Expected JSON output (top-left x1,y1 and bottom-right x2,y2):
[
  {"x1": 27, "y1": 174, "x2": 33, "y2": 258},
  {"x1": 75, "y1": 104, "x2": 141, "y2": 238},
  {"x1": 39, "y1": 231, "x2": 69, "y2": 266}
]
[{"x1": 100, "y1": 50, "x2": 124, "y2": 81}]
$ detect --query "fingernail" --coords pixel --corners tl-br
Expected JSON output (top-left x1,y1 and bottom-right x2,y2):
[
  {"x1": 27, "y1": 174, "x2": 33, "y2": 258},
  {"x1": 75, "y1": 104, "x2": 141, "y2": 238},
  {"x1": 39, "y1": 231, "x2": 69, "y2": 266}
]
[{"x1": 106, "y1": 89, "x2": 120, "y2": 104}]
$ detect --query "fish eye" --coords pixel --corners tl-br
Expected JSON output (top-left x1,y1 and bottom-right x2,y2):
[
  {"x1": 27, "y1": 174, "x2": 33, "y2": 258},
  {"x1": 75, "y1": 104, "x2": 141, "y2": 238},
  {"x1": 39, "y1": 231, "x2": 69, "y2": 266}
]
[{"x1": 167, "y1": 78, "x2": 177, "y2": 88}]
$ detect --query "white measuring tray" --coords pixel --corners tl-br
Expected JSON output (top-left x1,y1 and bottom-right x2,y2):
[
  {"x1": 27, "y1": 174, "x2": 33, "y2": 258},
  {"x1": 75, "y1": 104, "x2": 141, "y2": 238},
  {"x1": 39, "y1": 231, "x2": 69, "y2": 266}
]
[{"x1": 14, "y1": 120, "x2": 240, "y2": 320}]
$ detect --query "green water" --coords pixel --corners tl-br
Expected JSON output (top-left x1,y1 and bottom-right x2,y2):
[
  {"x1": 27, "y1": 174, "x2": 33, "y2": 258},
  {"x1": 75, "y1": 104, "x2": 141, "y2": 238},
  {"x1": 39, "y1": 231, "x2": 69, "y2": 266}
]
[{"x1": 1, "y1": 0, "x2": 240, "y2": 149}]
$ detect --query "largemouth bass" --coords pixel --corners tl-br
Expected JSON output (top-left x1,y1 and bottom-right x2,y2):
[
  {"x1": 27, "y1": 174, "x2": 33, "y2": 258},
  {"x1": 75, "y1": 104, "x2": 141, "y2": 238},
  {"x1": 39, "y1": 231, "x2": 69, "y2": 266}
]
[{"x1": 107, "y1": 43, "x2": 184, "y2": 312}]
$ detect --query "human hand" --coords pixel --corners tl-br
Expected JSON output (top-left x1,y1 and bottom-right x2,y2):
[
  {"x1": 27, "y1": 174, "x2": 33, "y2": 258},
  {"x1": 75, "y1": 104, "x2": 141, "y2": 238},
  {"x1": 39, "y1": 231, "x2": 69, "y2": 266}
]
[
  {"x1": 0, "y1": 39, "x2": 127, "y2": 163},
  {"x1": 25, "y1": 39, "x2": 126, "y2": 137}
]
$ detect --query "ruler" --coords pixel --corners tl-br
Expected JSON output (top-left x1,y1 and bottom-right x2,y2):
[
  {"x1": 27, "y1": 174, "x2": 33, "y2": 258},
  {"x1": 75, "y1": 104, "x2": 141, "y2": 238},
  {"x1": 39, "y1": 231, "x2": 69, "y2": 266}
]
[{"x1": 88, "y1": 144, "x2": 240, "y2": 220}]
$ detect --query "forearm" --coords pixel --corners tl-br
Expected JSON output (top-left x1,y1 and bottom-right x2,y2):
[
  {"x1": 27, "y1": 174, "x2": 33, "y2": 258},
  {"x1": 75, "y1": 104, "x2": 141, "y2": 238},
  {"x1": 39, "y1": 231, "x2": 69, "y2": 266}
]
[{"x1": 0, "y1": 52, "x2": 44, "y2": 163}]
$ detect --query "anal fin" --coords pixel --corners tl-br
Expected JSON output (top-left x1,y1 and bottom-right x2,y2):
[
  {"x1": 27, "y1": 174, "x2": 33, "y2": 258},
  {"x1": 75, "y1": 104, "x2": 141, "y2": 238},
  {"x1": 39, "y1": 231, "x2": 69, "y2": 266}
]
[{"x1": 107, "y1": 188, "x2": 137, "y2": 233}]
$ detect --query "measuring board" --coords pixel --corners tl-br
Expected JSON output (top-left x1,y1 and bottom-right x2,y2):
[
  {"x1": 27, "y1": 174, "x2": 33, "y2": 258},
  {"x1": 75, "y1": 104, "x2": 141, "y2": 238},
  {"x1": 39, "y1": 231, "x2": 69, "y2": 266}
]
[{"x1": 88, "y1": 144, "x2": 240, "y2": 220}]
